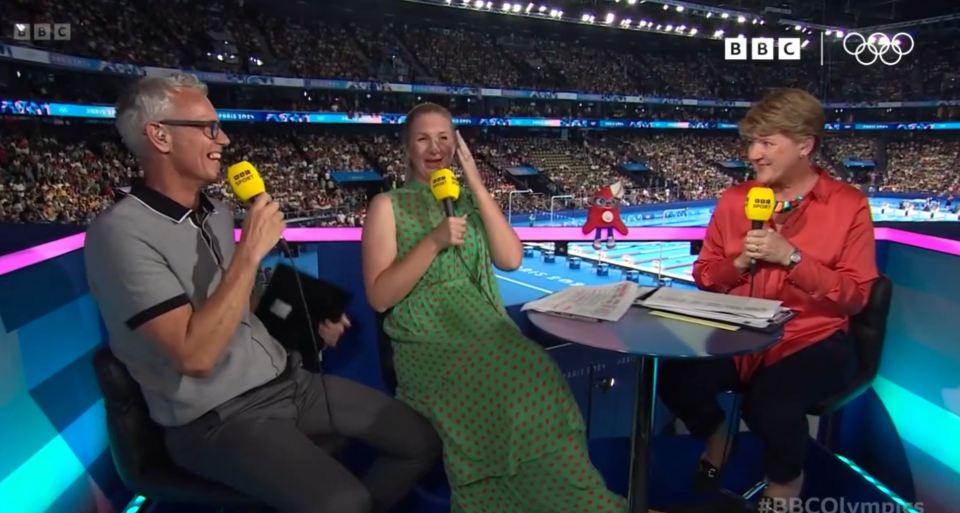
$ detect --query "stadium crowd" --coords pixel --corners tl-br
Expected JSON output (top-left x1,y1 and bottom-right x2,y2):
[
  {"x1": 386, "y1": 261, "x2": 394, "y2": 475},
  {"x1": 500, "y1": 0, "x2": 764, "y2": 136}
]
[
  {"x1": 3, "y1": 121, "x2": 957, "y2": 225},
  {"x1": 3, "y1": 0, "x2": 959, "y2": 103},
  {"x1": 2, "y1": 0, "x2": 958, "y2": 225}
]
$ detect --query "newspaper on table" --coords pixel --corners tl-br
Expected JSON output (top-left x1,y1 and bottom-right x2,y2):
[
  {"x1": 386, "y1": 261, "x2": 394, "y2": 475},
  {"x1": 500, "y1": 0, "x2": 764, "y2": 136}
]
[
  {"x1": 522, "y1": 282, "x2": 651, "y2": 322},
  {"x1": 635, "y1": 287, "x2": 785, "y2": 326}
]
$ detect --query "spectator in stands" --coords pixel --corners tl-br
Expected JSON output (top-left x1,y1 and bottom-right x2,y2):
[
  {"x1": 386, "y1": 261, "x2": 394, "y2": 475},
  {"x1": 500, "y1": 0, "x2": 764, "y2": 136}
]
[
  {"x1": 361, "y1": 102, "x2": 626, "y2": 512},
  {"x1": 84, "y1": 73, "x2": 439, "y2": 513},
  {"x1": 658, "y1": 89, "x2": 879, "y2": 512}
]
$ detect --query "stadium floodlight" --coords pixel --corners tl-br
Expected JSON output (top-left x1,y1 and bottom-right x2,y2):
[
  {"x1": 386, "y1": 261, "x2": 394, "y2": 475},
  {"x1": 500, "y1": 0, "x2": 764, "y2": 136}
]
[
  {"x1": 794, "y1": 24, "x2": 802, "y2": 30},
  {"x1": 737, "y1": 15, "x2": 746, "y2": 23},
  {"x1": 606, "y1": 12, "x2": 615, "y2": 23},
  {"x1": 628, "y1": 0, "x2": 636, "y2": 4},
  {"x1": 706, "y1": 12, "x2": 712, "y2": 18},
  {"x1": 836, "y1": 30, "x2": 844, "y2": 38},
  {"x1": 689, "y1": 27, "x2": 698, "y2": 35},
  {"x1": 825, "y1": 29, "x2": 832, "y2": 36},
  {"x1": 539, "y1": 5, "x2": 546, "y2": 12},
  {"x1": 802, "y1": 39, "x2": 810, "y2": 48},
  {"x1": 676, "y1": 5, "x2": 683, "y2": 12},
  {"x1": 512, "y1": 3, "x2": 521, "y2": 12},
  {"x1": 665, "y1": 24, "x2": 673, "y2": 31},
  {"x1": 473, "y1": 0, "x2": 483, "y2": 8},
  {"x1": 721, "y1": 12, "x2": 729, "y2": 19},
  {"x1": 486, "y1": 1, "x2": 492, "y2": 8},
  {"x1": 525, "y1": 2, "x2": 533, "y2": 13},
  {"x1": 662, "y1": 4, "x2": 668, "y2": 10}
]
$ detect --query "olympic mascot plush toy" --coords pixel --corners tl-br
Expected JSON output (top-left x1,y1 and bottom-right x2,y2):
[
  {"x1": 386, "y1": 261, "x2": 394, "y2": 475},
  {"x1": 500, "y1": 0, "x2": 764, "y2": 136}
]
[{"x1": 582, "y1": 181, "x2": 628, "y2": 249}]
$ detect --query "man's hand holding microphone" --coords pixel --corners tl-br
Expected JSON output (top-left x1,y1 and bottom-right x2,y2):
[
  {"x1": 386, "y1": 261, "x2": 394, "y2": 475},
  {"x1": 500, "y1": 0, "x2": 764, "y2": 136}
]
[{"x1": 237, "y1": 193, "x2": 286, "y2": 267}]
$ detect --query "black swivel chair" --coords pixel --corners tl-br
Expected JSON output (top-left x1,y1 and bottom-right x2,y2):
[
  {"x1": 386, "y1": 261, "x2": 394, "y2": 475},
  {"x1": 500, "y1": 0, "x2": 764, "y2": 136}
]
[{"x1": 93, "y1": 347, "x2": 346, "y2": 511}]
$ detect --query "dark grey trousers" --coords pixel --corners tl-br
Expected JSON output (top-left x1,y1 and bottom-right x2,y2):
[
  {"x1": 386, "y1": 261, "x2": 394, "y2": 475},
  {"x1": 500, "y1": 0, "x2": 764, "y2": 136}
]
[{"x1": 164, "y1": 354, "x2": 441, "y2": 513}]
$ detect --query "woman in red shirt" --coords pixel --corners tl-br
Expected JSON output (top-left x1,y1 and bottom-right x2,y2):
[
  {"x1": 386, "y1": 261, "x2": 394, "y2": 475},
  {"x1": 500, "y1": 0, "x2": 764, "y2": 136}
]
[{"x1": 659, "y1": 89, "x2": 878, "y2": 510}]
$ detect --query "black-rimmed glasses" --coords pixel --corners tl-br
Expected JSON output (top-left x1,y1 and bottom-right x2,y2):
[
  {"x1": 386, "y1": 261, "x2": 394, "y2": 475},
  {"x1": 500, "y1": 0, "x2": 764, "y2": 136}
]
[{"x1": 157, "y1": 119, "x2": 221, "y2": 140}]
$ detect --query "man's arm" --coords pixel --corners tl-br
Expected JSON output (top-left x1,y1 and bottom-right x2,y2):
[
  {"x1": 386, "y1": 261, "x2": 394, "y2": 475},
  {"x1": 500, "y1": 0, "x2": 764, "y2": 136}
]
[{"x1": 87, "y1": 195, "x2": 284, "y2": 377}]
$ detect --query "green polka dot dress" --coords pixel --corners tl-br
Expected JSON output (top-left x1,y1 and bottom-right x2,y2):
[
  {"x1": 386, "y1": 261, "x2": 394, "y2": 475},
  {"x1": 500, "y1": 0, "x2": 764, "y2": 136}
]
[{"x1": 382, "y1": 180, "x2": 626, "y2": 513}]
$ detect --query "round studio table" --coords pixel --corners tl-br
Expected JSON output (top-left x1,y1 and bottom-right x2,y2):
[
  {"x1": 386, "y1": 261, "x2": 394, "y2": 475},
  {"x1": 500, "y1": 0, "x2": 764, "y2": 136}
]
[{"x1": 527, "y1": 306, "x2": 783, "y2": 513}]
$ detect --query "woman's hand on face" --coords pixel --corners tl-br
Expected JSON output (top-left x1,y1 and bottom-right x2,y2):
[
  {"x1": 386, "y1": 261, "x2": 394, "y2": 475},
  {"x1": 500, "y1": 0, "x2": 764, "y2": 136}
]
[{"x1": 455, "y1": 131, "x2": 483, "y2": 190}]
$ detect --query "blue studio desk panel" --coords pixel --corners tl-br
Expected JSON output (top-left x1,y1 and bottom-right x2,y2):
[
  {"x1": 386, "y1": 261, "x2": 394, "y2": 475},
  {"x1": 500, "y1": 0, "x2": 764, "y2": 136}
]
[{"x1": 0, "y1": 226, "x2": 958, "y2": 513}]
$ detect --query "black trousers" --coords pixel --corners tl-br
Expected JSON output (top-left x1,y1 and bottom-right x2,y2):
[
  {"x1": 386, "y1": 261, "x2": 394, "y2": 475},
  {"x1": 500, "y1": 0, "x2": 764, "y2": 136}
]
[
  {"x1": 165, "y1": 353, "x2": 441, "y2": 513},
  {"x1": 659, "y1": 330, "x2": 856, "y2": 483}
]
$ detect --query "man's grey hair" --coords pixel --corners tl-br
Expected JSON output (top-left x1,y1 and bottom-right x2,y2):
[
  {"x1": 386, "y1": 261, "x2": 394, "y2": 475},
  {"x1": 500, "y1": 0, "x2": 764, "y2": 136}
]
[{"x1": 115, "y1": 73, "x2": 209, "y2": 156}]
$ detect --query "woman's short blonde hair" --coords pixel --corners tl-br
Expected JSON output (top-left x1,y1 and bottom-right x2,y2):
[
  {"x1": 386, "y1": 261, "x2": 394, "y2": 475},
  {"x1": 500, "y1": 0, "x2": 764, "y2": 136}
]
[{"x1": 738, "y1": 88, "x2": 825, "y2": 154}]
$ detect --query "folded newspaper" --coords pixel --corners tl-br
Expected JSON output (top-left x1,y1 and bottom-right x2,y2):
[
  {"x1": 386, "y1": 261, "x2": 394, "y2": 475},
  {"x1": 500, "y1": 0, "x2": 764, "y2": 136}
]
[
  {"x1": 635, "y1": 287, "x2": 789, "y2": 328},
  {"x1": 521, "y1": 282, "x2": 650, "y2": 322}
]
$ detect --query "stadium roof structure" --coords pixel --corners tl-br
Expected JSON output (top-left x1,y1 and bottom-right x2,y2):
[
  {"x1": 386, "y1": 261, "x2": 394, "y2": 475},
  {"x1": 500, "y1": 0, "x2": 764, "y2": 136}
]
[{"x1": 686, "y1": 0, "x2": 960, "y2": 30}]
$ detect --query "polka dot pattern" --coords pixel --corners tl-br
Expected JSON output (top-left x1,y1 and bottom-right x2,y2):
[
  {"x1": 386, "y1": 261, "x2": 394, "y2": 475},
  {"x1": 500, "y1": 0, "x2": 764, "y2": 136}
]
[{"x1": 382, "y1": 181, "x2": 626, "y2": 512}]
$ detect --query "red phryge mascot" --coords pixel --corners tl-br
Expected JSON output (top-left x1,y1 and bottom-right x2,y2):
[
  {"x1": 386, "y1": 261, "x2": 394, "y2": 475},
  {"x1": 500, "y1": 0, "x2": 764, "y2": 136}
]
[{"x1": 582, "y1": 181, "x2": 628, "y2": 249}]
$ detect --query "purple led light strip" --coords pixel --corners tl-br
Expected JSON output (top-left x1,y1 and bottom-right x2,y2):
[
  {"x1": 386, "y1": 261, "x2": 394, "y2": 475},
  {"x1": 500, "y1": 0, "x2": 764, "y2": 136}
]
[{"x1": 1, "y1": 227, "x2": 959, "y2": 277}]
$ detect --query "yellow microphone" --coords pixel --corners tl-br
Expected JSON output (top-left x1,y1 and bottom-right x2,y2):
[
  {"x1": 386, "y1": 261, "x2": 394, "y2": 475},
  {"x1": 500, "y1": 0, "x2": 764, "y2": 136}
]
[
  {"x1": 429, "y1": 168, "x2": 461, "y2": 217},
  {"x1": 226, "y1": 160, "x2": 266, "y2": 202},
  {"x1": 745, "y1": 186, "x2": 775, "y2": 229},
  {"x1": 226, "y1": 160, "x2": 290, "y2": 255},
  {"x1": 744, "y1": 186, "x2": 775, "y2": 275}
]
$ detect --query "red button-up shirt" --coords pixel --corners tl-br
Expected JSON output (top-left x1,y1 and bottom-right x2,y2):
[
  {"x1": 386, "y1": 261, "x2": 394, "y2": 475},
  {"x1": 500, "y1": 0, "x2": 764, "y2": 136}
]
[{"x1": 693, "y1": 168, "x2": 879, "y2": 382}]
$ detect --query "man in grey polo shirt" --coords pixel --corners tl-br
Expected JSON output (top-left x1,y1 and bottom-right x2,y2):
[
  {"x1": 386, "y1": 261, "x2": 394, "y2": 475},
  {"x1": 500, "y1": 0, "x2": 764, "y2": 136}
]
[{"x1": 85, "y1": 73, "x2": 440, "y2": 513}]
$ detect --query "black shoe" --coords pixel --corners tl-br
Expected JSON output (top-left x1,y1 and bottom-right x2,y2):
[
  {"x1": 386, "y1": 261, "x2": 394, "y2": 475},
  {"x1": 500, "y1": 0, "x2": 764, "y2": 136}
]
[{"x1": 693, "y1": 458, "x2": 723, "y2": 493}]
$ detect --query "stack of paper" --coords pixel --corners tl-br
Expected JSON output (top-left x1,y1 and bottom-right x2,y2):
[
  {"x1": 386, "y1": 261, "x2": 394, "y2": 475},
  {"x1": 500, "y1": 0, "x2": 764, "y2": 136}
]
[
  {"x1": 635, "y1": 287, "x2": 791, "y2": 328},
  {"x1": 522, "y1": 282, "x2": 650, "y2": 322}
]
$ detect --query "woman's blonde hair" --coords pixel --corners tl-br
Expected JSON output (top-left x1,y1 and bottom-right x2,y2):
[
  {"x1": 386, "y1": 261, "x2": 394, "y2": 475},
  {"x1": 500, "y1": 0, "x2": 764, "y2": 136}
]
[{"x1": 738, "y1": 88, "x2": 825, "y2": 154}]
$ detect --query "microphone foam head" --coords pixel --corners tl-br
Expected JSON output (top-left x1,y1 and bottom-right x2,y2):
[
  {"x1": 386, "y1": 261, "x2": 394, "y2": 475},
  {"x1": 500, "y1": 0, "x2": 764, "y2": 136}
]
[
  {"x1": 745, "y1": 186, "x2": 776, "y2": 222},
  {"x1": 429, "y1": 168, "x2": 460, "y2": 202},
  {"x1": 226, "y1": 161, "x2": 265, "y2": 202}
]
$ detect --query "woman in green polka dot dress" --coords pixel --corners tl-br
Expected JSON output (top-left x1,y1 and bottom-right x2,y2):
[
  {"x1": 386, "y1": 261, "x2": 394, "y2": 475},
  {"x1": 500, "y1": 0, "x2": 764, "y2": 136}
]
[{"x1": 361, "y1": 103, "x2": 626, "y2": 513}]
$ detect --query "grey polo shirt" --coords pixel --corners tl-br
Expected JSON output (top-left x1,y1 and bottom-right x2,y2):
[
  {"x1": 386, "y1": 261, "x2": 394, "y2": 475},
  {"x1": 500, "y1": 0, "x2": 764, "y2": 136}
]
[{"x1": 85, "y1": 181, "x2": 287, "y2": 427}]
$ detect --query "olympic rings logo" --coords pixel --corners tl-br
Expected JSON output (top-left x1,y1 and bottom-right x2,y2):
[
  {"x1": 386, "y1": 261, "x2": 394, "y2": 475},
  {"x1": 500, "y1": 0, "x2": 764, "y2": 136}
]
[{"x1": 842, "y1": 32, "x2": 914, "y2": 66}]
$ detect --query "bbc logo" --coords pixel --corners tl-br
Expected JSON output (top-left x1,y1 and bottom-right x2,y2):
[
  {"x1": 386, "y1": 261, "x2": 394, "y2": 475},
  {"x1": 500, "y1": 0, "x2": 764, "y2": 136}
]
[
  {"x1": 724, "y1": 37, "x2": 801, "y2": 61},
  {"x1": 12, "y1": 23, "x2": 72, "y2": 41}
]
